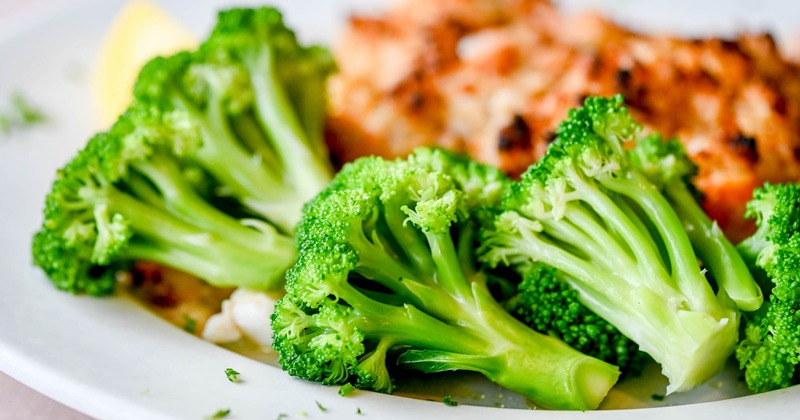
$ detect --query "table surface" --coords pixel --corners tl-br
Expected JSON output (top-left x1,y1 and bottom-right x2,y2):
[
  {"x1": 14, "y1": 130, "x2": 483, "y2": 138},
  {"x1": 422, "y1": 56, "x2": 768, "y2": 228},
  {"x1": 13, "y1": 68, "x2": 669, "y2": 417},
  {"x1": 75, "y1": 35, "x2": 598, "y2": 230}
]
[{"x1": 0, "y1": 371, "x2": 90, "y2": 419}]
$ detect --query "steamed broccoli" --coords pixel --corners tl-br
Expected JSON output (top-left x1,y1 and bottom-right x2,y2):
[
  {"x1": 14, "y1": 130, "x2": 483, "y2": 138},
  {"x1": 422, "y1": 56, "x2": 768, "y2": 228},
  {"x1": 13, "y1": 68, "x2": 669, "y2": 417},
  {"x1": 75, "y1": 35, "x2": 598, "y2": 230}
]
[
  {"x1": 503, "y1": 264, "x2": 650, "y2": 378},
  {"x1": 735, "y1": 183, "x2": 800, "y2": 393},
  {"x1": 32, "y1": 7, "x2": 333, "y2": 294},
  {"x1": 480, "y1": 95, "x2": 761, "y2": 394},
  {"x1": 271, "y1": 148, "x2": 621, "y2": 410},
  {"x1": 31, "y1": 105, "x2": 296, "y2": 294},
  {"x1": 629, "y1": 134, "x2": 762, "y2": 311},
  {"x1": 133, "y1": 7, "x2": 334, "y2": 233}
]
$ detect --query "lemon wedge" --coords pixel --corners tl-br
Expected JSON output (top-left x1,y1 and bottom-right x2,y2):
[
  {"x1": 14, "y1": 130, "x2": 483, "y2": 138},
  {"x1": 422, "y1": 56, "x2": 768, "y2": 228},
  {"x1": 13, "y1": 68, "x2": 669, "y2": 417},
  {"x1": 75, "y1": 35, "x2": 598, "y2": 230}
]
[{"x1": 93, "y1": 0, "x2": 198, "y2": 128}]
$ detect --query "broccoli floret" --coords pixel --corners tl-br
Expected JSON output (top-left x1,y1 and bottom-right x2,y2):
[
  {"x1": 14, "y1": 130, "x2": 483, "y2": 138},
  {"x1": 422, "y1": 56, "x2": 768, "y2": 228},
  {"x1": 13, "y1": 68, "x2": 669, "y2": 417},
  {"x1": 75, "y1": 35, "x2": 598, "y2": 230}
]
[
  {"x1": 503, "y1": 264, "x2": 650, "y2": 378},
  {"x1": 735, "y1": 183, "x2": 800, "y2": 393},
  {"x1": 271, "y1": 148, "x2": 621, "y2": 410},
  {"x1": 133, "y1": 7, "x2": 334, "y2": 233},
  {"x1": 32, "y1": 7, "x2": 333, "y2": 294},
  {"x1": 480, "y1": 95, "x2": 761, "y2": 394},
  {"x1": 31, "y1": 105, "x2": 296, "y2": 294}
]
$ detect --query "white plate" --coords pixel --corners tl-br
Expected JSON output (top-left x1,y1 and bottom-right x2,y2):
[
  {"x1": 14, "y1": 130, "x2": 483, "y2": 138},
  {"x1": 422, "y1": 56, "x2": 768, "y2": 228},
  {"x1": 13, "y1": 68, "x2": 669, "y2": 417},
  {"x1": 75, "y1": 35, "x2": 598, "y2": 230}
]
[{"x1": 1, "y1": 1, "x2": 799, "y2": 419}]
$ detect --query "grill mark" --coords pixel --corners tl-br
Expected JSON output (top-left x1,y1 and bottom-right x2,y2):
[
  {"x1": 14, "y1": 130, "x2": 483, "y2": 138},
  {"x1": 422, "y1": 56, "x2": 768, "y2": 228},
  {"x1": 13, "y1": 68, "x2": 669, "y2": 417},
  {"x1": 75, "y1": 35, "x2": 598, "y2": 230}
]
[{"x1": 498, "y1": 115, "x2": 532, "y2": 151}]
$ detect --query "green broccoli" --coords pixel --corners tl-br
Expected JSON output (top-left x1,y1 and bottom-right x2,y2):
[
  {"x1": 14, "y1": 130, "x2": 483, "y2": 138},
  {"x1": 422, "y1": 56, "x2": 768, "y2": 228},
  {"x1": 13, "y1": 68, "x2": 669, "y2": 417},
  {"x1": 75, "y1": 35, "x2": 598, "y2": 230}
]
[
  {"x1": 480, "y1": 95, "x2": 761, "y2": 394},
  {"x1": 629, "y1": 134, "x2": 762, "y2": 311},
  {"x1": 31, "y1": 105, "x2": 296, "y2": 294},
  {"x1": 133, "y1": 7, "x2": 334, "y2": 233},
  {"x1": 735, "y1": 183, "x2": 800, "y2": 393},
  {"x1": 31, "y1": 7, "x2": 333, "y2": 294},
  {"x1": 503, "y1": 264, "x2": 650, "y2": 378},
  {"x1": 271, "y1": 148, "x2": 621, "y2": 410}
]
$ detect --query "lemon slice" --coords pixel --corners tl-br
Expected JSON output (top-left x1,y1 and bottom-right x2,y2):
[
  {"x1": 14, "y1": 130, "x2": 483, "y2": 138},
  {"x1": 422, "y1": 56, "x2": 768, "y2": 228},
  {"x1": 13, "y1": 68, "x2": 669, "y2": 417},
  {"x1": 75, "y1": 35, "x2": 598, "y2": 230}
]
[{"x1": 93, "y1": 0, "x2": 198, "y2": 128}]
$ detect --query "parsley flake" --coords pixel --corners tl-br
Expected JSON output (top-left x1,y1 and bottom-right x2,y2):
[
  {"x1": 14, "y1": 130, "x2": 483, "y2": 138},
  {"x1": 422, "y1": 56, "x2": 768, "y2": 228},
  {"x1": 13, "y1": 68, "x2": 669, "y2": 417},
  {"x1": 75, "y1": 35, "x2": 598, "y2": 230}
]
[
  {"x1": 0, "y1": 93, "x2": 46, "y2": 136},
  {"x1": 338, "y1": 383, "x2": 355, "y2": 397},
  {"x1": 182, "y1": 315, "x2": 197, "y2": 334},
  {"x1": 443, "y1": 395, "x2": 458, "y2": 406},
  {"x1": 207, "y1": 408, "x2": 231, "y2": 419},
  {"x1": 315, "y1": 401, "x2": 327, "y2": 412},
  {"x1": 225, "y1": 368, "x2": 240, "y2": 383}
]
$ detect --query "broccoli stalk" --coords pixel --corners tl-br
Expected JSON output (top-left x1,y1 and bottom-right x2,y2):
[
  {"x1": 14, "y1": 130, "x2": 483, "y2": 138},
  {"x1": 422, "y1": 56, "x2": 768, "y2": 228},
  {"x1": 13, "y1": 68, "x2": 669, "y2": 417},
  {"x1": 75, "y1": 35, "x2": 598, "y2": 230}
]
[
  {"x1": 480, "y1": 95, "x2": 760, "y2": 394},
  {"x1": 32, "y1": 7, "x2": 333, "y2": 294},
  {"x1": 629, "y1": 134, "x2": 762, "y2": 311},
  {"x1": 734, "y1": 183, "x2": 800, "y2": 393},
  {"x1": 271, "y1": 148, "x2": 620, "y2": 410}
]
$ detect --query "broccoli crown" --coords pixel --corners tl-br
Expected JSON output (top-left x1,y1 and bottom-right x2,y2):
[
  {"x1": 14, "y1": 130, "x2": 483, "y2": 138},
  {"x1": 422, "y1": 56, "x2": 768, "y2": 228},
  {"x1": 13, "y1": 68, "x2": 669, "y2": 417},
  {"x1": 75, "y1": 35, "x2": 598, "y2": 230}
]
[
  {"x1": 31, "y1": 104, "x2": 296, "y2": 295},
  {"x1": 504, "y1": 264, "x2": 650, "y2": 378},
  {"x1": 32, "y1": 131, "x2": 132, "y2": 295},
  {"x1": 272, "y1": 148, "x2": 621, "y2": 410},
  {"x1": 132, "y1": 7, "x2": 334, "y2": 232},
  {"x1": 480, "y1": 95, "x2": 755, "y2": 394},
  {"x1": 627, "y1": 133, "x2": 697, "y2": 189},
  {"x1": 735, "y1": 183, "x2": 800, "y2": 392},
  {"x1": 32, "y1": 7, "x2": 333, "y2": 294}
]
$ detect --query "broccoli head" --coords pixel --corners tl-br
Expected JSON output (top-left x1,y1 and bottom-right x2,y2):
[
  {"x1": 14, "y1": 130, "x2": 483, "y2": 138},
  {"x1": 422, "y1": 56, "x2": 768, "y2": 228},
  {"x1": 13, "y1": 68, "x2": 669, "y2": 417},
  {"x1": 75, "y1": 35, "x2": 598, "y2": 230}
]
[
  {"x1": 133, "y1": 7, "x2": 334, "y2": 232},
  {"x1": 480, "y1": 95, "x2": 760, "y2": 394},
  {"x1": 735, "y1": 182, "x2": 800, "y2": 392},
  {"x1": 271, "y1": 148, "x2": 621, "y2": 410},
  {"x1": 31, "y1": 105, "x2": 296, "y2": 294}
]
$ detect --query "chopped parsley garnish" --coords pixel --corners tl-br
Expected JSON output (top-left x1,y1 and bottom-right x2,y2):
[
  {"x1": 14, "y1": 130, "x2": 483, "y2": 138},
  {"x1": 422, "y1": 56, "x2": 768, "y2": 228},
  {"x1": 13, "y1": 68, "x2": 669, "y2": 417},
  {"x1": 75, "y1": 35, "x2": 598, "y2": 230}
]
[
  {"x1": 338, "y1": 383, "x2": 356, "y2": 396},
  {"x1": 207, "y1": 408, "x2": 231, "y2": 419},
  {"x1": 276, "y1": 414, "x2": 288, "y2": 420},
  {"x1": 357, "y1": 407, "x2": 363, "y2": 415},
  {"x1": 443, "y1": 395, "x2": 458, "y2": 406},
  {"x1": 225, "y1": 368, "x2": 241, "y2": 383},
  {"x1": 0, "y1": 114, "x2": 10, "y2": 133},
  {"x1": 182, "y1": 315, "x2": 197, "y2": 334},
  {"x1": 651, "y1": 393, "x2": 665, "y2": 401},
  {"x1": 0, "y1": 93, "x2": 46, "y2": 135},
  {"x1": 12, "y1": 94, "x2": 46, "y2": 124},
  {"x1": 315, "y1": 401, "x2": 327, "y2": 412}
]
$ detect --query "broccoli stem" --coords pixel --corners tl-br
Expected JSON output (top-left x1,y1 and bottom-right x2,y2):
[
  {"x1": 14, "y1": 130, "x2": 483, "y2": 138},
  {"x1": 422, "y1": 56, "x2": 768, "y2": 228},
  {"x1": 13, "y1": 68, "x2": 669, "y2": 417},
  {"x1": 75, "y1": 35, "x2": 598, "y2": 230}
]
[
  {"x1": 348, "y1": 222, "x2": 460, "y2": 320},
  {"x1": 382, "y1": 202, "x2": 435, "y2": 275},
  {"x1": 246, "y1": 45, "x2": 332, "y2": 198},
  {"x1": 425, "y1": 232, "x2": 474, "y2": 301},
  {"x1": 124, "y1": 240, "x2": 283, "y2": 289},
  {"x1": 103, "y1": 187, "x2": 293, "y2": 288},
  {"x1": 132, "y1": 153, "x2": 259, "y2": 240},
  {"x1": 354, "y1": 338, "x2": 396, "y2": 393},
  {"x1": 230, "y1": 113, "x2": 282, "y2": 172},
  {"x1": 489, "y1": 217, "x2": 631, "y2": 302},
  {"x1": 566, "y1": 171, "x2": 673, "y2": 291},
  {"x1": 174, "y1": 92, "x2": 300, "y2": 232},
  {"x1": 337, "y1": 207, "x2": 621, "y2": 409},
  {"x1": 349, "y1": 234, "x2": 426, "y2": 308},
  {"x1": 130, "y1": 153, "x2": 295, "y2": 258},
  {"x1": 598, "y1": 172, "x2": 719, "y2": 314},
  {"x1": 666, "y1": 182, "x2": 763, "y2": 311},
  {"x1": 736, "y1": 233, "x2": 769, "y2": 269},
  {"x1": 540, "y1": 205, "x2": 636, "y2": 274},
  {"x1": 341, "y1": 278, "x2": 617, "y2": 410}
]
